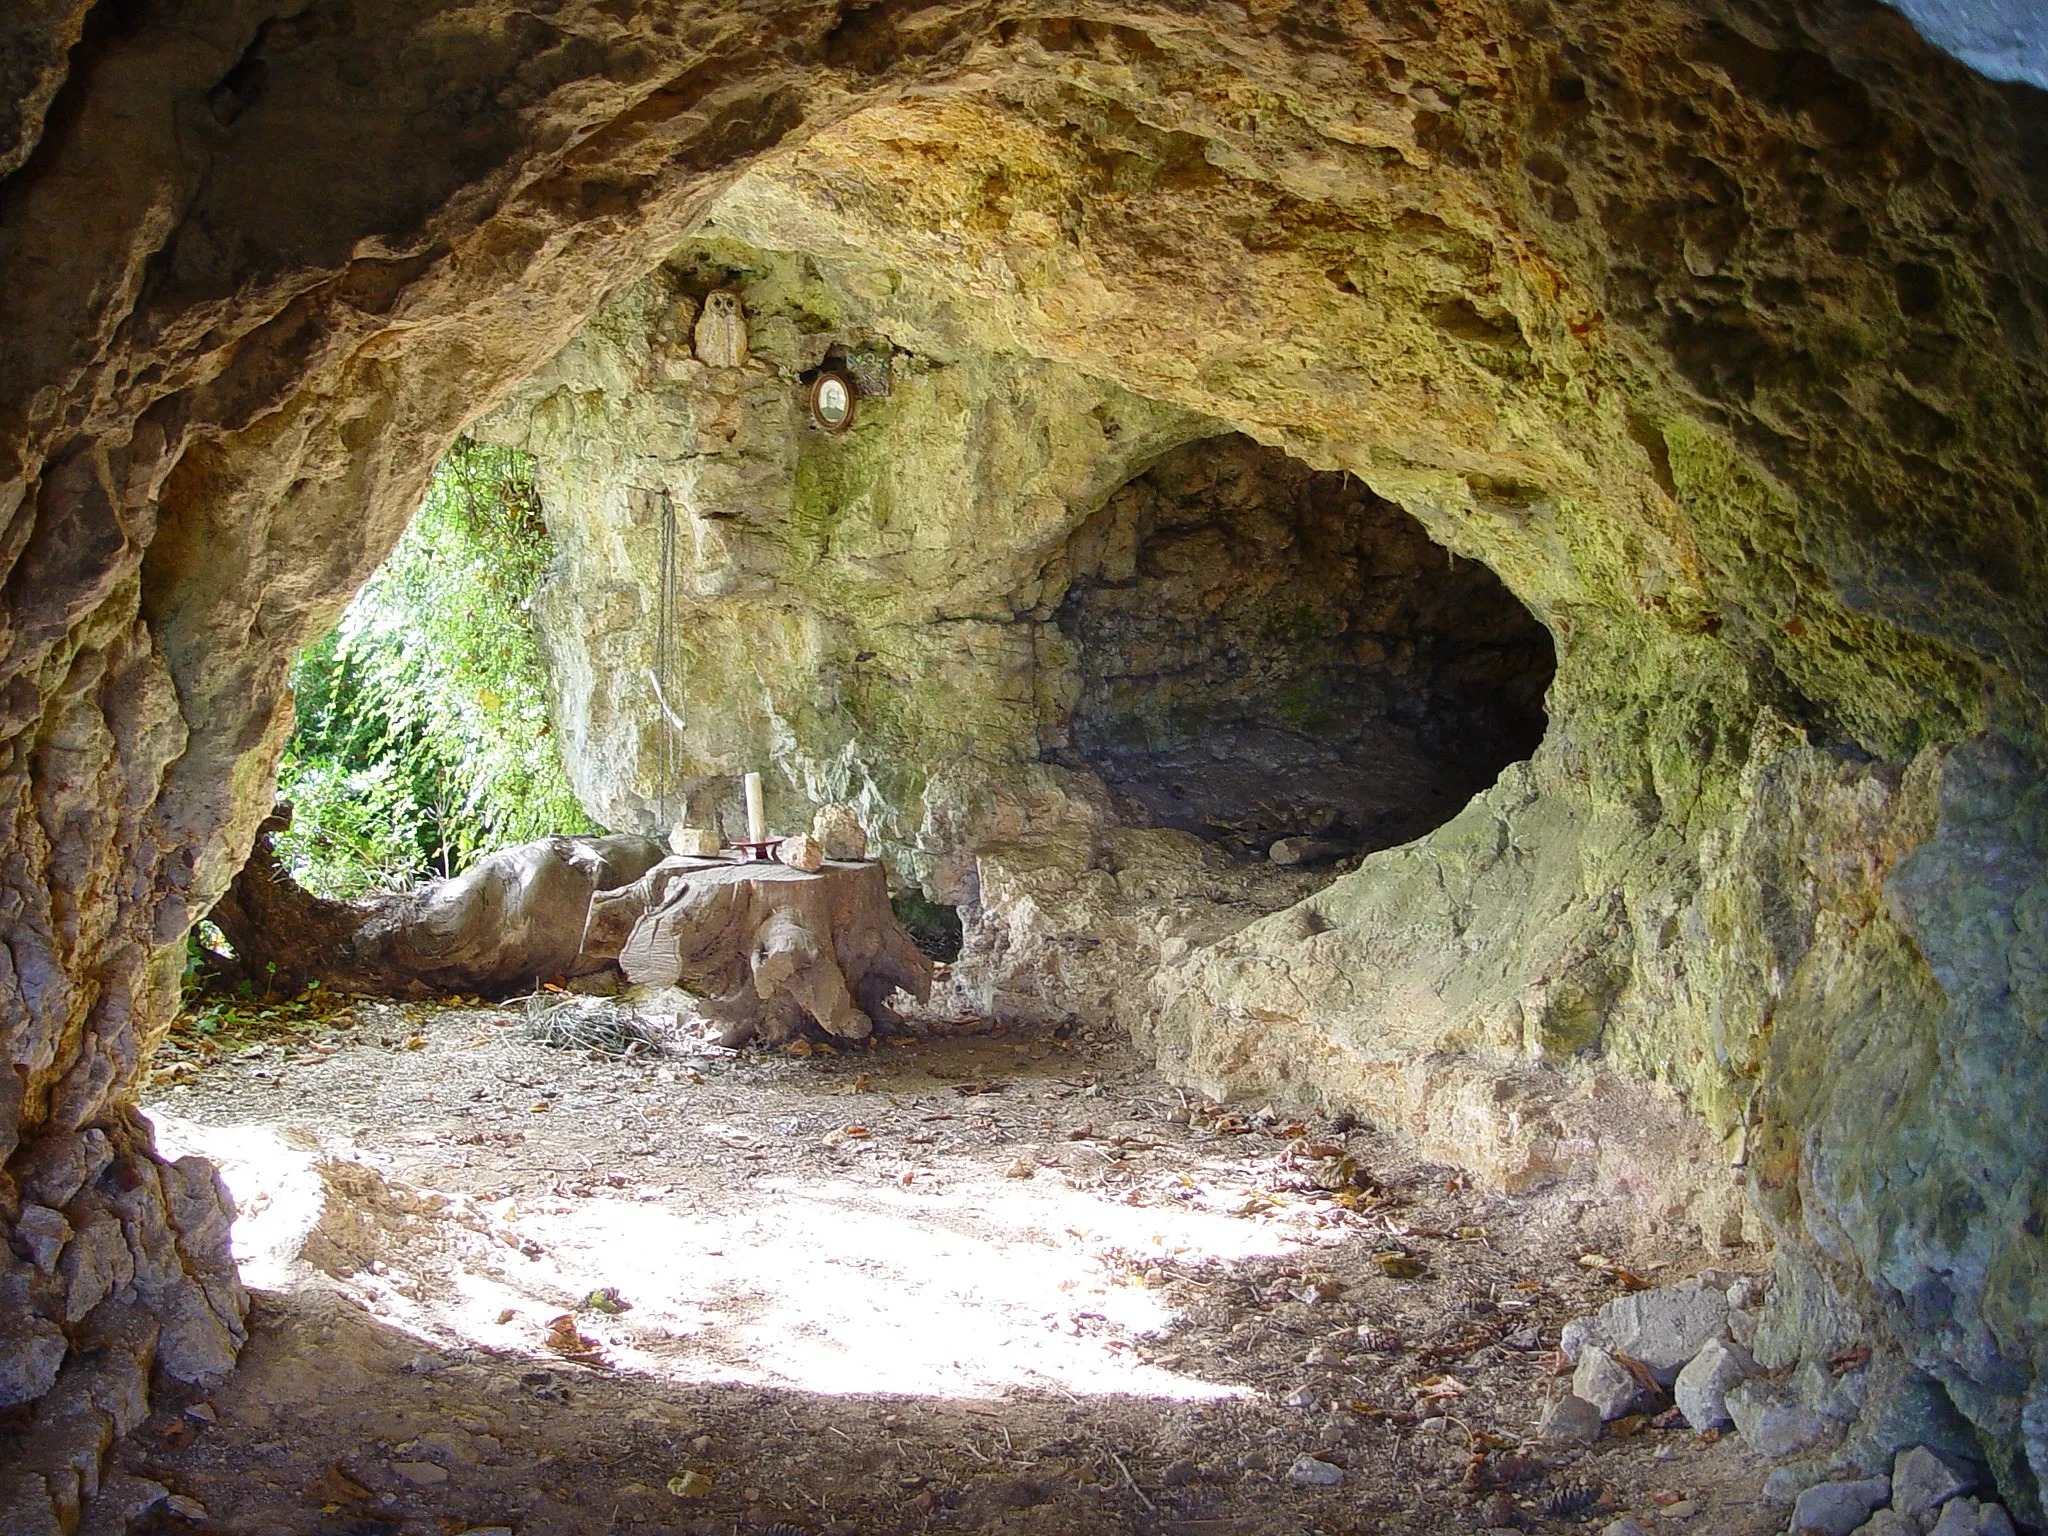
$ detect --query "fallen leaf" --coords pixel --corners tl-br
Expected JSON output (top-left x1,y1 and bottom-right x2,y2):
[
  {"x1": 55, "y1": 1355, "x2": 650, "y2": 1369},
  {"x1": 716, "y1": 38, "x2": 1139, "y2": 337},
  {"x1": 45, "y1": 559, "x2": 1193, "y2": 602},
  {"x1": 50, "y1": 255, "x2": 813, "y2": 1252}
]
[
  {"x1": 1828, "y1": 1344, "x2": 1871, "y2": 1375},
  {"x1": 1615, "y1": 1351, "x2": 1664, "y2": 1394},
  {"x1": 546, "y1": 1313, "x2": 602, "y2": 1357},
  {"x1": 306, "y1": 1466, "x2": 371, "y2": 1504},
  {"x1": 1376, "y1": 1252, "x2": 1428, "y2": 1279}
]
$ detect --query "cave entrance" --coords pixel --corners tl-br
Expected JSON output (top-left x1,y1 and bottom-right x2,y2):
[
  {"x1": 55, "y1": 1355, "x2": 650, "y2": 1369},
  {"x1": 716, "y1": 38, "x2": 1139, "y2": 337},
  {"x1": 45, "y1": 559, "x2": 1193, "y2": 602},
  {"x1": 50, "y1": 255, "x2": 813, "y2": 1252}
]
[{"x1": 1055, "y1": 435, "x2": 1556, "y2": 863}]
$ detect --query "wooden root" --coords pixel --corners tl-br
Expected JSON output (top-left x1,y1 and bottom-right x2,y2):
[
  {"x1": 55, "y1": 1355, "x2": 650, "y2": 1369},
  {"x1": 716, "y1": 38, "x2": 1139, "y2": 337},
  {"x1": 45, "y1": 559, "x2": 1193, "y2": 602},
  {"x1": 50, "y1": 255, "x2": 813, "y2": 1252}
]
[{"x1": 209, "y1": 807, "x2": 667, "y2": 997}]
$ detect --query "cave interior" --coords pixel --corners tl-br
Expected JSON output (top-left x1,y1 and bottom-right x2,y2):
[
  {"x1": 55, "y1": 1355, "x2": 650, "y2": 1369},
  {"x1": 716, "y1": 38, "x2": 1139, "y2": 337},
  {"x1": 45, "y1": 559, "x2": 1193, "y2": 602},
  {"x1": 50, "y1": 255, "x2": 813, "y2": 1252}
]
[{"x1": 3, "y1": 0, "x2": 2048, "y2": 1533}]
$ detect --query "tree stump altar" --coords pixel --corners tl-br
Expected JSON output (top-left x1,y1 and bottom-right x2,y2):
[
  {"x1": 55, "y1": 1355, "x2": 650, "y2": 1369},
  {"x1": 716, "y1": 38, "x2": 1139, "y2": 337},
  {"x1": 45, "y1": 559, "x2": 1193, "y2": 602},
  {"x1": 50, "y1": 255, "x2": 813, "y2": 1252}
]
[{"x1": 582, "y1": 857, "x2": 933, "y2": 1046}]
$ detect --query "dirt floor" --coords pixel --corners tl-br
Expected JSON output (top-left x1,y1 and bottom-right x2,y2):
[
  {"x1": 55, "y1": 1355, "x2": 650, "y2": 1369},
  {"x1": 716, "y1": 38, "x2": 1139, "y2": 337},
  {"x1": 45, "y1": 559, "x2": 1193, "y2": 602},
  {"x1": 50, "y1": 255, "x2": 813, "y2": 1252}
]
[{"x1": 124, "y1": 982, "x2": 1787, "y2": 1536}]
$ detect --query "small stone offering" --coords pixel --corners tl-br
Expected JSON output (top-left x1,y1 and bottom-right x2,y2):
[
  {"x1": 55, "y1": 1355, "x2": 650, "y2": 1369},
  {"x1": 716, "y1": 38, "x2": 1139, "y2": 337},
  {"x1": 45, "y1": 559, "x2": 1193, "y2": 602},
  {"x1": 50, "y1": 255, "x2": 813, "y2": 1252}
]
[
  {"x1": 670, "y1": 825, "x2": 722, "y2": 857},
  {"x1": 776, "y1": 832, "x2": 825, "y2": 872},
  {"x1": 811, "y1": 803, "x2": 869, "y2": 860}
]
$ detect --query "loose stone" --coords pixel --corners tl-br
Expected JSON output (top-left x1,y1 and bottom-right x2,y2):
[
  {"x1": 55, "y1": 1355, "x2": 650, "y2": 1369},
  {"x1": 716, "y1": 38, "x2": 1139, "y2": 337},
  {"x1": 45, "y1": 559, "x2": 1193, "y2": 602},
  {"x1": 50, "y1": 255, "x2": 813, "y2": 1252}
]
[
  {"x1": 1787, "y1": 1476, "x2": 1890, "y2": 1536},
  {"x1": 1538, "y1": 1394, "x2": 1605, "y2": 1446},
  {"x1": 1286, "y1": 1454, "x2": 1343, "y2": 1486},
  {"x1": 1891, "y1": 1445, "x2": 1974, "y2": 1525},
  {"x1": 1675, "y1": 1337, "x2": 1756, "y2": 1431}
]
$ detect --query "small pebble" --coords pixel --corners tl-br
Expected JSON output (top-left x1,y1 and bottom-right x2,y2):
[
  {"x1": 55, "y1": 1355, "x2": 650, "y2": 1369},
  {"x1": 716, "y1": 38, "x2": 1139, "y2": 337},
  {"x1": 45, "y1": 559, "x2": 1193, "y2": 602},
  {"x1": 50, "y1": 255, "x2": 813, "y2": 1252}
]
[{"x1": 1287, "y1": 1454, "x2": 1344, "y2": 1486}]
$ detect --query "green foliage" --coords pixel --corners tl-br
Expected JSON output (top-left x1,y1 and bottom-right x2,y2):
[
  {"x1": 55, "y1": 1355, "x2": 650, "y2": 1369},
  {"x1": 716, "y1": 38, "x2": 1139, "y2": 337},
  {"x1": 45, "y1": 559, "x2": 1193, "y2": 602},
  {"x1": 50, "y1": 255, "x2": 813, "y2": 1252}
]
[{"x1": 275, "y1": 439, "x2": 594, "y2": 897}]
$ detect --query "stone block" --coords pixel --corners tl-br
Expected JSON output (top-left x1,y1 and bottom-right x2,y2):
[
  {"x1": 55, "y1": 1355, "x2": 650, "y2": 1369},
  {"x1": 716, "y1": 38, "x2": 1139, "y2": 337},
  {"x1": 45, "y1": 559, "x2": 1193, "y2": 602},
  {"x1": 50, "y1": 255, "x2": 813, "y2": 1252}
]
[
  {"x1": 1788, "y1": 1476, "x2": 1889, "y2": 1536},
  {"x1": 1602, "y1": 1521, "x2": 1651, "y2": 1536},
  {"x1": 1930, "y1": 1499, "x2": 2016, "y2": 1536},
  {"x1": 0, "y1": 1310, "x2": 69, "y2": 1409},
  {"x1": 1287, "y1": 1454, "x2": 1343, "y2": 1485},
  {"x1": 1729, "y1": 1379, "x2": 1830, "y2": 1460},
  {"x1": 1566, "y1": 1280, "x2": 1729, "y2": 1384},
  {"x1": 1891, "y1": 1445, "x2": 1973, "y2": 1526},
  {"x1": 1676, "y1": 1336, "x2": 1756, "y2": 1431},
  {"x1": 670, "y1": 825, "x2": 722, "y2": 857},
  {"x1": 1849, "y1": 1512, "x2": 1916, "y2": 1536},
  {"x1": 1538, "y1": 1394, "x2": 1604, "y2": 1445},
  {"x1": 811, "y1": 804, "x2": 869, "y2": 861},
  {"x1": 17, "y1": 1206, "x2": 70, "y2": 1273},
  {"x1": 1575, "y1": 1346, "x2": 1657, "y2": 1420},
  {"x1": 776, "y1": 833, "x2": 825, "y2": 872}
]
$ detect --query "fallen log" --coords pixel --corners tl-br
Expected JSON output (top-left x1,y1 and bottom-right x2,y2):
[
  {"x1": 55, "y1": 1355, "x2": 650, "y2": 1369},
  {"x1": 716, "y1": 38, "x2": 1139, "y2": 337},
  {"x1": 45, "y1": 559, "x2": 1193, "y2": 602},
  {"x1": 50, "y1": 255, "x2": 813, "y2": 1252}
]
[
  {"x1": 208, "y1": 806, "x2": 667, "y2": 997},
  {"x1": 587, "y1": 856, "x2": 933, "y2": 1046}
]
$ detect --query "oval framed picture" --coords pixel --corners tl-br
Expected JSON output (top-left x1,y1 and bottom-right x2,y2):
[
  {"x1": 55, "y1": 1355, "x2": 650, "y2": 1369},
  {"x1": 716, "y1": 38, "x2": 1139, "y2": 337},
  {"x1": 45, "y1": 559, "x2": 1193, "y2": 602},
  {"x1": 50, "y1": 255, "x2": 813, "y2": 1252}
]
[{"x1": 809, "y1": 371, "x2": 857, "y2": 434}]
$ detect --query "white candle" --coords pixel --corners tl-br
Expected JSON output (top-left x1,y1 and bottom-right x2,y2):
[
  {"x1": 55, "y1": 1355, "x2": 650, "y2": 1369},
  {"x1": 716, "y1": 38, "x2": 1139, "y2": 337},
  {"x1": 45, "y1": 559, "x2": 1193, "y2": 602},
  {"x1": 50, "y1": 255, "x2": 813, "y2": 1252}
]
[{"x1": 744, "y1": 772, "x2": 766, "y2": 843}]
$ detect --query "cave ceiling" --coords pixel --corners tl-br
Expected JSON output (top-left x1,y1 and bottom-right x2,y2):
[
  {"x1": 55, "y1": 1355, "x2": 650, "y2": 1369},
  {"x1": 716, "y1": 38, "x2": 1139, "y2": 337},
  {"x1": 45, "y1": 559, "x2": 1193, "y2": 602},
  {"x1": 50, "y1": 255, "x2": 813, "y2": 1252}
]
[{"x1": 4, "y1": 0, "x2": 2048, "y2": 1525}]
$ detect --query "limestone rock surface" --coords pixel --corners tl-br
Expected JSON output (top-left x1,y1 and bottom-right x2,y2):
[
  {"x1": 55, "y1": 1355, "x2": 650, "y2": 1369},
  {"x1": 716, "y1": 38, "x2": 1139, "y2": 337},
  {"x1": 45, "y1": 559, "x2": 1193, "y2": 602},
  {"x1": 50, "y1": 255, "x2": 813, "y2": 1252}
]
[{"x1": 5, "y1": 0, "x2": 2048, "y2": 1522}]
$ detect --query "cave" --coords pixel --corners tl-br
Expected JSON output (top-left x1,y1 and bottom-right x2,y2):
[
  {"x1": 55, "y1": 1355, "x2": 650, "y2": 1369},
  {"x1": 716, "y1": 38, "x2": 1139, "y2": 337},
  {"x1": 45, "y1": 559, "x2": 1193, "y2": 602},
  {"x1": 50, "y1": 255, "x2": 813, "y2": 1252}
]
[
  {"x1": 1056, "y1": 434, "x2": 1556, "y2": 860},
  {"x1": 5, "y1": 1, "x2": 2048, "y2": 1532}
]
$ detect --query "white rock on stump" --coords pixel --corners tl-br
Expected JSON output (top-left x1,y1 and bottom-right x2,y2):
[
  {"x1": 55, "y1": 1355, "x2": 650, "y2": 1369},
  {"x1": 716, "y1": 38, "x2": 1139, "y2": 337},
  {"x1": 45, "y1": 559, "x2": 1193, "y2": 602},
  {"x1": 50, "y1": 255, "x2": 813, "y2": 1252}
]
[
  {"x1": 670, "y1": 825, "x2": 722, "y2": 857},
  {"x1": 776, "y1": 833, "x2": 825, "y2": 872},
  {"x1": 811, "y1": 803, "x2": 869, "y2": 861}
]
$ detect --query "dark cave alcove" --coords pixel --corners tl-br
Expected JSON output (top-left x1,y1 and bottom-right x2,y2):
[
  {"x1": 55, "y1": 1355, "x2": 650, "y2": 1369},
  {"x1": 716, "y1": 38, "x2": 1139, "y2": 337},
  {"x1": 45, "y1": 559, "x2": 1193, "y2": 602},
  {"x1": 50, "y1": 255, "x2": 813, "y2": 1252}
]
[{"x1": 1055, "y1": 435, "x2": 1557, "y2": 860}]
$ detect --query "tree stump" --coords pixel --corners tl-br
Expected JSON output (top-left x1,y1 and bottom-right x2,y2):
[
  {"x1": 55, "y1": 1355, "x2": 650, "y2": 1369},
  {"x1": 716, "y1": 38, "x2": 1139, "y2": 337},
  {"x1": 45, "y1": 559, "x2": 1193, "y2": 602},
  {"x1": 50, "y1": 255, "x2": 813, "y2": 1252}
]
[{"x1": 586, "y1": 857, "x2": 933, "y2": 1046}]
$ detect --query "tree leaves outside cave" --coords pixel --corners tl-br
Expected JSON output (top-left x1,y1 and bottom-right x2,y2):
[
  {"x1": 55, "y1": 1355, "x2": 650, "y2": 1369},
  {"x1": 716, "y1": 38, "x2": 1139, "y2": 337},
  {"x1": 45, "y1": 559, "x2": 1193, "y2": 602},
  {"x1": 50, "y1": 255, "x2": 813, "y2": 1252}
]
[{"x1": 274, "y1": 439, "x2": 592, "y2": 898}]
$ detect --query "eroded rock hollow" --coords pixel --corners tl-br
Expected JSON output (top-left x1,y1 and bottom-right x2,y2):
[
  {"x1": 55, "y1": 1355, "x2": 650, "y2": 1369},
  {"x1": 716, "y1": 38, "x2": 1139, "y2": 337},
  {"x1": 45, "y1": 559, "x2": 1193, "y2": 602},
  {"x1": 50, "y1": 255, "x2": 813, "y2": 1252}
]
[
  {"x1": 1056, "y1": 434, "x2": 1555, "y2": 854},
  {"x1": 4, "y1": 0, "x2": 2048, "y2": 1526}
]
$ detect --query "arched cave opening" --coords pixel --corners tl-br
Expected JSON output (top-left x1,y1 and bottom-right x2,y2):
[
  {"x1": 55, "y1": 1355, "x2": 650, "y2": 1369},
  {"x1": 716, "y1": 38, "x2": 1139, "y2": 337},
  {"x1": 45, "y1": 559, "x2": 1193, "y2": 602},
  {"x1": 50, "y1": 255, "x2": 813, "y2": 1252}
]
[{"x1": 1056, "y1": 435, "x2": 1556, "y2": 862}]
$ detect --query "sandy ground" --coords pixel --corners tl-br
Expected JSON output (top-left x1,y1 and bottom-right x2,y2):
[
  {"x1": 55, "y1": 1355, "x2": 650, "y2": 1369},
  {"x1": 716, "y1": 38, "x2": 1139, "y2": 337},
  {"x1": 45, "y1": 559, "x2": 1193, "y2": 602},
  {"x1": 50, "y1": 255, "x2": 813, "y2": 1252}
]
[{"x1": 124, "y1": 989, "x2": 1785, "y2": 1535}]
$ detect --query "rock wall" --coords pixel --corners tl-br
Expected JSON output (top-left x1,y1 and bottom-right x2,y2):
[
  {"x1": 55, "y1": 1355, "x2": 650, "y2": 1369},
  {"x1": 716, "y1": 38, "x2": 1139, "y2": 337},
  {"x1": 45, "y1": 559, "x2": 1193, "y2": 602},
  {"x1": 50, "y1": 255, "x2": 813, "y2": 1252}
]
[
  {"x1": 3, "y1": 0, "x2": 2048, "y2": 1524},
  {"x1": 473, "y1": 243, "x2": 1211, "y2": 893}
]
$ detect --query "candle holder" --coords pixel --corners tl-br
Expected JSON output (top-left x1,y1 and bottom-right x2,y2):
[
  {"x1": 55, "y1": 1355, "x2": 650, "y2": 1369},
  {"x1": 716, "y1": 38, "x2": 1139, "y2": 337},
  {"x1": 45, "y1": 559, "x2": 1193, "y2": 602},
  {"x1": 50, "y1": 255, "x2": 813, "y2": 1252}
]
[{"x1": 732, "y1": 838, "x2": 783, "y2": 863}]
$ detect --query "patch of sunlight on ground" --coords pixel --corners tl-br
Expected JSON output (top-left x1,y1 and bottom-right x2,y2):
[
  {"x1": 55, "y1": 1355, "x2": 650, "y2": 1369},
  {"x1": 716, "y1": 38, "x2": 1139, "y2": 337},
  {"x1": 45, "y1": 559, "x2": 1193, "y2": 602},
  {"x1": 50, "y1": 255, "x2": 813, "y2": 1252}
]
[{"x1": 155, "y1": 1115, "x2": 1294, "y2": 1403}]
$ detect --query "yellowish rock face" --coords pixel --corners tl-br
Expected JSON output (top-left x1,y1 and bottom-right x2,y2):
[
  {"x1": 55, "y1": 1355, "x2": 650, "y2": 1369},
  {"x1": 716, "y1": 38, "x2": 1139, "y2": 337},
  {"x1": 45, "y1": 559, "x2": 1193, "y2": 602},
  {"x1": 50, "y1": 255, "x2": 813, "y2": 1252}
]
[{"x1": 3, "y1": 0, "x2": 2047, "y2": 1515}]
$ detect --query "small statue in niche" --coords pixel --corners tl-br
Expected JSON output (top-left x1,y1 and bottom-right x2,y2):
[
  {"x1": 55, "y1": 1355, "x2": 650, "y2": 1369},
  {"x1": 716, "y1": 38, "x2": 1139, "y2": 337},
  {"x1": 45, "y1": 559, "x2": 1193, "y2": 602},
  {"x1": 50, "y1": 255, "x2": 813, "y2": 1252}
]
[{"x1": 693, "y1": 289, "x2": 749, "y2": 368}]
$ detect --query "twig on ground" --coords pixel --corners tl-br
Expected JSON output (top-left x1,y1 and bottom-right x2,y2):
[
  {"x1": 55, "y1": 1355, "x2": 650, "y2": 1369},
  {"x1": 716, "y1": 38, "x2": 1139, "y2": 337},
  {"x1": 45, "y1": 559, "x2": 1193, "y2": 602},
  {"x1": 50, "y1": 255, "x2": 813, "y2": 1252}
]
[{"x1": 1109, "y1": 1449, "x2": 1157, "y2": 1513}]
